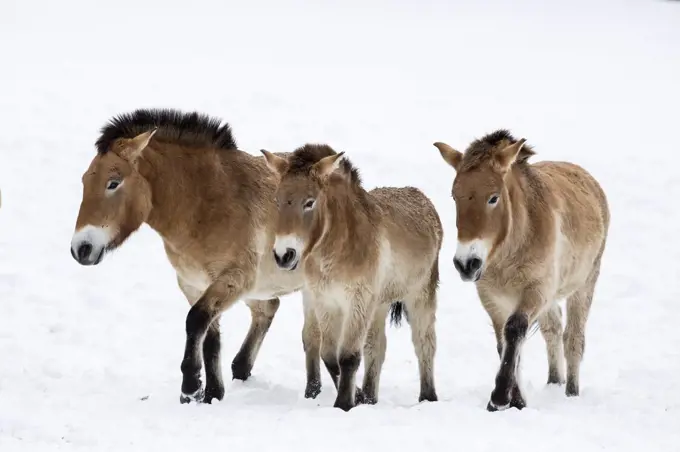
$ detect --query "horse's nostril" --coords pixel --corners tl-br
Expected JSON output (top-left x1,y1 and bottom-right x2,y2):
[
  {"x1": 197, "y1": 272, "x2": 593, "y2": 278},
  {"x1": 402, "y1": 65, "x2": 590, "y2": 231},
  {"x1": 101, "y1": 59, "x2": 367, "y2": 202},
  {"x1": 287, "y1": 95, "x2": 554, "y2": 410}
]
[
  {"x1": 274, "y1": 248, "x2": 297, "y2": 268},
  {"x1": 453, "y1": 258, "x2": 464, "y2": 274},
  {"x1": 469, "y1": 257, "x2": 482, "y2": 273},
  {"x1": 77, "y1": 242, "x2": 93, "y2": 262},
  {"x1": 281, "y1": 248, "x2": 296, "y2": 266}
]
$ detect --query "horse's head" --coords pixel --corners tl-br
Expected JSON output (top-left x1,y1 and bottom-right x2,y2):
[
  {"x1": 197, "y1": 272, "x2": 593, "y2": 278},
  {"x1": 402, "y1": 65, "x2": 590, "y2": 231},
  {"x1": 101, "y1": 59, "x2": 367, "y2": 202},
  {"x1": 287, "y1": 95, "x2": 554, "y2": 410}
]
[
  {"x1": 434, "y1": 130, "x2": 533, "y2": 282},
  {"x1": 71, "y1": 129, "x2": 155, "y2": 265},
  {"x1": 261, "y1": 144, "x2": 349, "y2": 271}
]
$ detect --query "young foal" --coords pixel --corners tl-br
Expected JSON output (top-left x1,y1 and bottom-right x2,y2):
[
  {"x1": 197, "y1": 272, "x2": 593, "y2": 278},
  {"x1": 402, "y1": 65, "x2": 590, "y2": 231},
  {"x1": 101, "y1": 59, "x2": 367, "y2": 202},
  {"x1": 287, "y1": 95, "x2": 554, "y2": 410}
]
[
  {"x1": 70, "y1": 108, "x2": 323, "y2": 403},
  {"x1": 434, "y1": 130, "x2": 609, "y2": 411},
  {"x1": 262, "y1": 144, "x2": 442, "y2": 411}
]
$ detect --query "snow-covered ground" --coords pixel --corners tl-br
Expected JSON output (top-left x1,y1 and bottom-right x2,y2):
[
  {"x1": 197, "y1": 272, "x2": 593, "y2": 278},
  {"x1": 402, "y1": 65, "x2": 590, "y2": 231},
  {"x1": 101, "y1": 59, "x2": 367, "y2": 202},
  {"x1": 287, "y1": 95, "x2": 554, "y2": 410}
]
[{"x1": 1, "y1": 0, "x2": 679, "y2": 450}]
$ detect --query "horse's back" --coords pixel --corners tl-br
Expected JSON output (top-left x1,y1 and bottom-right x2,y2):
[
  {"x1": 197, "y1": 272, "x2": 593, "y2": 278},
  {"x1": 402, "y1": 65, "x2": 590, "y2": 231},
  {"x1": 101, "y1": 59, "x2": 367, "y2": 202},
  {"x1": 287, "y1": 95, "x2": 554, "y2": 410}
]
[
  {"x1": 532, "y1": 161, "x2": 609, "y2": 291},
  {"x1": 369, "y1": 186, "x2": 443, "y2": 262},
  {"x1": 533, "y1": 161, "x2": 609, "y2": 236}
]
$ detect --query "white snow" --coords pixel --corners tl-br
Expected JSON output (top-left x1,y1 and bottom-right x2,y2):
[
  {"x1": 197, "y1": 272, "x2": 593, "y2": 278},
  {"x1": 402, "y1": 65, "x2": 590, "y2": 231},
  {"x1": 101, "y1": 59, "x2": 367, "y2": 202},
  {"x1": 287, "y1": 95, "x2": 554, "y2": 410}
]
[{"x1": 1, "y1": 0, "x2": 680, "y2": 450}]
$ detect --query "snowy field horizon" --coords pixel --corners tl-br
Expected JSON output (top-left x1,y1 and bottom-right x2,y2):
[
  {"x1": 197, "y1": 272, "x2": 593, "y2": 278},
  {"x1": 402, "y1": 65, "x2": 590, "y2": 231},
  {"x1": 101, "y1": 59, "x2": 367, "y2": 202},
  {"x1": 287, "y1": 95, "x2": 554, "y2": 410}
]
[{"x1": 1, "y1": 0, "x2": 679, "y2": 450}]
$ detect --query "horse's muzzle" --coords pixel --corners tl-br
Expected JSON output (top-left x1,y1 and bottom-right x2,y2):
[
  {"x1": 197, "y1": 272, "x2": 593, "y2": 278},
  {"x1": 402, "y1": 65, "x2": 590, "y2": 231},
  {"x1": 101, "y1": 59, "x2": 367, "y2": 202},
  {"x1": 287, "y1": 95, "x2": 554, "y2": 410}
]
[{"x1": 453, "y1": 256, "x2": 482, "y2": 282}]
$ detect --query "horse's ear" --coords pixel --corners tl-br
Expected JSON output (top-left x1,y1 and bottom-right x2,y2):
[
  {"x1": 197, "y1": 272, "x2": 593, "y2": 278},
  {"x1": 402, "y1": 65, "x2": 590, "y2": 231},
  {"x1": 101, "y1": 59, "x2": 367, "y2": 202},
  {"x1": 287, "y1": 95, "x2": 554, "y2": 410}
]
[
  {"x1": 120, "y1": 129, "x2": 157, "y2": 163},
  {"x1": 495, "y1": 138, "x2": 528, "y2": 171},
  {"x1": 260, "y1": 149, "x2": 289, "y2": 175},
  {"x1": 313, "y1": 152, "x2": 346, "y2": 180},
  {"x1": 433, "y1": 142, "x2": 463, "y2": 171}
]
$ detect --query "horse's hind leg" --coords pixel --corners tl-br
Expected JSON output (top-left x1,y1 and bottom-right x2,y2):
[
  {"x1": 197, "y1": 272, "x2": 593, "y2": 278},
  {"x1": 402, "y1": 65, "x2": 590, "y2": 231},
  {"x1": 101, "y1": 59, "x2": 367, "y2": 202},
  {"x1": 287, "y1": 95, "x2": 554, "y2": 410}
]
[
  {"x1": 361, "y1": 303, "x2": 389, "y2": 404},
  {"x1": 406, "y1": 269, "x2": 439, "y2": 403},
  {"x1": 564, "y1": 247, "x2": 604, "y2": 397},
  {"x1": 231, "y1": 298, "x2": 280, "y2": 381},
  {"x1": 539, "y1": 304, "x2": 566, "y2": 385},
  {"x1": 302, "y1": 291, "x2": 322, "y2": 399},
  {"x1": 564, "y1": 263, "x2": 600, "y2": 397}
]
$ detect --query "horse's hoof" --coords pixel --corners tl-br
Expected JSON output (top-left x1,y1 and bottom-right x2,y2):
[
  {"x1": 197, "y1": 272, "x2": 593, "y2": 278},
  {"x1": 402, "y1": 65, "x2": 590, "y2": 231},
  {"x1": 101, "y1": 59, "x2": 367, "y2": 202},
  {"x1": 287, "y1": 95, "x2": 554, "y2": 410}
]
[
  {"x1": 486, "y1": 400, "x2": 509, "y2": 412},
  {"x1": 418, "y1": 391, "x2": 438, "y2": 403},
  {"x1": 489, "y1": 388, "x2": 511, "y2": 410},
  {"x1": 231, "y1": 360, "x2": 252, "y2": 381},
  {"x1": 333, "y1": 399, "x2": 355, "y2": 412},
  {"x1": 180, "y1": 387, "x2": 204, "y2": 404},
  {"x1": 566, "y1": 381, "x2": 580, "y2": 397},
  {"x1": 354, "y1": 387, "x2": 367, "y2": 405},
  {"x1": 547, "y1": 372, "x2": 565, "y2": 386},
  {"x1": 360, "y1": 394, "x2": 378, "y2": 405},
  {"x1": 202, "y1": 385, "x2": 225, "y2": 404},
  {"x1": 304, "y1": 381, "x2": 322, "y2": 399}
]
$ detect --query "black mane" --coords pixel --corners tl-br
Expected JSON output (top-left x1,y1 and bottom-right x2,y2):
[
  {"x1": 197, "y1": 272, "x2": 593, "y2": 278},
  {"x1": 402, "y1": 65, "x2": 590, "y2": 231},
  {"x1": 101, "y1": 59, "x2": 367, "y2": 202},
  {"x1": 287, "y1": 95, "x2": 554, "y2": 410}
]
[
  {"x1": 460, "y1": 129, "x2": 534, "y2": 171},
  {"x1": 95, "y1": 108, "x2": 237, "y2": 153},
  {"x1": 288, "y1": 143, "x2": 362, "y2": 185}
]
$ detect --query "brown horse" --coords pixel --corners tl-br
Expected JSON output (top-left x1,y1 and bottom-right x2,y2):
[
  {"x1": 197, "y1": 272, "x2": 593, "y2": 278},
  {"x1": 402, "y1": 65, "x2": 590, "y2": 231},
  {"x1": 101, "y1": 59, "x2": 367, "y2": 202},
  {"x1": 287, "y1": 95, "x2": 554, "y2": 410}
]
[
  {"x1": 70, "y1": 108, "x2": 324, "y2": 403},
  {"x1": 434, "y1": 130, "x2": 609, "y2": 411},
  {"x1": 262, "y1": 144, "x2": 442, "y2": 411}
]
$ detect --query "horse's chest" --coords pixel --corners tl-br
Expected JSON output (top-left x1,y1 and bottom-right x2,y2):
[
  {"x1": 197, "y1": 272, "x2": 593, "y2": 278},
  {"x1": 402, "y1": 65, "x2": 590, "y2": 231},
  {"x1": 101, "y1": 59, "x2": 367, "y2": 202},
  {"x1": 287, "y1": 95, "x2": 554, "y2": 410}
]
[{"x1": 310, "y1": 283, "x2": 351, "y2": 311}]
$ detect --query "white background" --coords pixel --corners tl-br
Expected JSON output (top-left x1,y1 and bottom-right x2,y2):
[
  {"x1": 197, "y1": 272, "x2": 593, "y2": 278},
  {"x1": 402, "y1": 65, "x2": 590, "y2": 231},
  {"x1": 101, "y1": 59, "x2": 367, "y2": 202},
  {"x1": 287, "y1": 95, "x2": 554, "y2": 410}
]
[{"x1": 1, "y1": 0, "x2": 679, "y2": 450}]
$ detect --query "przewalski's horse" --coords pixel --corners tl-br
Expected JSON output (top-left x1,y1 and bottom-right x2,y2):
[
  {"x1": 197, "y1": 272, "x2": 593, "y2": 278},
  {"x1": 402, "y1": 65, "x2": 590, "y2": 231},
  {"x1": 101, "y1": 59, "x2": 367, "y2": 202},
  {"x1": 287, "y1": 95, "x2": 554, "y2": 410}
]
[
  {"x1": 70, "y1": 108, "x2": 324, "y2": 403},
  {"x1": 262, "y1": 144, "x2": 442, "y2": 411},
  {"x1": 434, "y1": 130, "x2": 609, "y2": 411}
]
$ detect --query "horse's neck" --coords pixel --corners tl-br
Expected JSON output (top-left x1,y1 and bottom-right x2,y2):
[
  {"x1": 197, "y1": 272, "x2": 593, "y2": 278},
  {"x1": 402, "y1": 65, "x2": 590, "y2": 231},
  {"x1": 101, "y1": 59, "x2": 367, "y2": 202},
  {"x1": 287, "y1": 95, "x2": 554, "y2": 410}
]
[
  {"x1": 310, "y1": 188, "x2": 377, "y2": 263},
  {"x1": 140, "y1": 146, "x2": 229, "y2": 241},
  {"x1": 498, "y1": 169, "x2": 533, "y2": 258}
]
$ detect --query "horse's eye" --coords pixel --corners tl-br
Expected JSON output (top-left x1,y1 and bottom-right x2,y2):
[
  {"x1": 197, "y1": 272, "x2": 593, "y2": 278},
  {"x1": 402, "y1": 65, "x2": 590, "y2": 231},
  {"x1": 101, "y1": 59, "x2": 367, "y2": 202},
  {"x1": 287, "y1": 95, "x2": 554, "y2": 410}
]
[
  {"x1": 106, "y1": 180, "x2": 122, "y2": 191},
  {"x1": 488, "y1": 194, "x2": 499, "y2": 205},
  {"x1": 303, "y1": 198, "x2": 316, "y2": 211}
]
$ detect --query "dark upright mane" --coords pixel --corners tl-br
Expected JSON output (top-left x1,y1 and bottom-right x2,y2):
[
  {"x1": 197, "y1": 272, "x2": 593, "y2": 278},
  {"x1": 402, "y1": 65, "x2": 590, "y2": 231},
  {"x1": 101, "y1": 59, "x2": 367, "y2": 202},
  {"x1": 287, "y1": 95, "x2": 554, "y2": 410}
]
[
  {"x1": 460, "y1": 129, "x2": 535, "y2": 172},
  {"x1": 95, "y1": 108, "x2": 237, "y2": 154},
  {"x1": 288, "y1": 144, "x2": 362, "y2": 185}
]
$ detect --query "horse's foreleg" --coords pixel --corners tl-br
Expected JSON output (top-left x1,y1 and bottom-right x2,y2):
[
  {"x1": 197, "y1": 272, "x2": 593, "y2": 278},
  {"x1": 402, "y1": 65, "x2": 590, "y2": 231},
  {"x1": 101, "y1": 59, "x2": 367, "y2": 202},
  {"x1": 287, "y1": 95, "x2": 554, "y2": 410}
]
[
  {"x1": 302, "y1": 290, "x2": 322, "y2": 399},
  {"x1": 334, "y1": 294, "x2": 371, "y2": 412},
  {"x1": 180, "y1": 268, "x2": 254, "y2": 404},
  {"x1": 488, "y1": 285, "x2": 546, "y2": 412},
  {"x1": 231, "y1": 298, "x2": 281, "y2": 381}
]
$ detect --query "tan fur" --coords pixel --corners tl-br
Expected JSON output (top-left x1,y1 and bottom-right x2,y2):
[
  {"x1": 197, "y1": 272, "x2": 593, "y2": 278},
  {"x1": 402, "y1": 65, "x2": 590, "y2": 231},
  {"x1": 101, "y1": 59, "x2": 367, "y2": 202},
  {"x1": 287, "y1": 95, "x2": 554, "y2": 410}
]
[
  {"x1": 264, "y1": 144, "x2": 443, "y2": 411},
  {"x1": 71, "y1": 116, "x2": 323, "y2": 403},
  {"x1": 435, "y1": 130, "x2": 609, "y2": 411}
]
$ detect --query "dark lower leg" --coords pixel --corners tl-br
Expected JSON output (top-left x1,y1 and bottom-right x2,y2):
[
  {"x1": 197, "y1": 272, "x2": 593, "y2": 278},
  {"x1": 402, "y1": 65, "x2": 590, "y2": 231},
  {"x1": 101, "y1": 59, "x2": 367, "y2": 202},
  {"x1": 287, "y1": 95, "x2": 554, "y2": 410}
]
[
  {"x1": 492, "y1": 339, "x2": 524, "y2": 410},
  {"x1": 335, "y1": 352, "x2": 361, "y2": 411},
  {"x1": 202, "y1": 321, "x2": 225, "y2": 403},
  {"x1": 180, "y1": 305, "x2": 213, "y2": 402},
  {"x1": 231, "y1": 298, "x2": 280, "y2": 381},
  {"x1": 489, "y1": 312, "x2": 528, "y2": 410}
]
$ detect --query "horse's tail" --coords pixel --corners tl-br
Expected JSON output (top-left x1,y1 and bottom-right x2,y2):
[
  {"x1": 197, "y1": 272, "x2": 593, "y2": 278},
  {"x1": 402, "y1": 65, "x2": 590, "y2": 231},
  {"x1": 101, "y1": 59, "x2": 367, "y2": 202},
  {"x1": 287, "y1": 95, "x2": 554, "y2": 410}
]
[{"x1": 389, "y1": 302, "x2": 407, "y2": 327}]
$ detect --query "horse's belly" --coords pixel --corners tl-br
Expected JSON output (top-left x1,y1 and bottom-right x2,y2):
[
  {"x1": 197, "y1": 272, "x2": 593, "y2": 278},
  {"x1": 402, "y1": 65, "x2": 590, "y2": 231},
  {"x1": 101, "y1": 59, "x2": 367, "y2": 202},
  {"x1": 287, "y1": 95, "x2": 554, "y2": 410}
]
[{"x1": 246, "y1": 267, "x2": 304, "y2": 301}]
